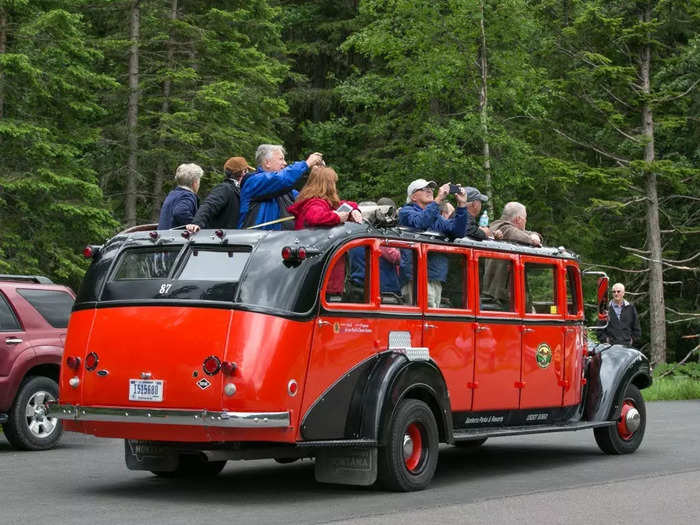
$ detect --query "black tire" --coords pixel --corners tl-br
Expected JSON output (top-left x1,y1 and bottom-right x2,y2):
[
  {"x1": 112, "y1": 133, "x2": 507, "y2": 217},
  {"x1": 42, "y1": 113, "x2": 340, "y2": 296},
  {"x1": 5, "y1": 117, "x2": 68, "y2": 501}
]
[
  {"x1": 454, "y1": 437, "x2": 487, "y2": 448},
  {"x1": 594, "y1": 383, "x2": 646, "y2": 455},
  {"x1": 2, "y1": 376, "x2": 63, "y2": 451},
  {"x1": 378, "y1": 399, "x2": 439, "y2": 492},
  {"x1": 152, "y1": 455, "x2": 226, "y2": 478}
]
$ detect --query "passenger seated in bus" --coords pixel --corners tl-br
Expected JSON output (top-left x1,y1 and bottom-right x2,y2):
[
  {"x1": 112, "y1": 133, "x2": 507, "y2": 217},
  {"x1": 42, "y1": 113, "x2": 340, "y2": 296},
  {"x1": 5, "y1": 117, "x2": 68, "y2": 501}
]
[
  {"x1": 490, "y1": 202, "x2": 542, "y2": 247},
  {"x1": 287, "y1": 166, "x2": 361, "y2": 298},
  {"x1": 398, "y1": 179, "x2": 468, "y2": 308},
  {"x1": 157, "y1": 163, "x2": 203, "y2": 230}
]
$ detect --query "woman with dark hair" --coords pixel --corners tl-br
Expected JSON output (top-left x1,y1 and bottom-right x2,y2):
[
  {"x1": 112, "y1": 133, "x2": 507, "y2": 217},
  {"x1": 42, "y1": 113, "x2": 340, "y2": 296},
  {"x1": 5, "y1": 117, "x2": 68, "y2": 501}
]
[{"x1": 287, "y1": 166, "x2": 362, "y2": 296}]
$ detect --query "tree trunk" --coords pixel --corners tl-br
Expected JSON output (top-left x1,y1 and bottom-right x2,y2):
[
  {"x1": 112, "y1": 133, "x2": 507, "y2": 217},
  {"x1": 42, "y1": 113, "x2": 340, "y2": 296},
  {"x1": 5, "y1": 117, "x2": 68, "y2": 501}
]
[
  {"x1": 639, "y1": 11, "x2": 667, "y2": 364},
  {"x1": 151, "y1": 0, "x2": 178, "y2": 222},
  {"x1": 478, "y1": 1, "x2": 494, "y2": 217},
  {"x1": 0, "y1": 9, "x2": 7, "y2": 120},
  {"x1": 126, "y1": 1, "x2": 141, "y2": 227}
]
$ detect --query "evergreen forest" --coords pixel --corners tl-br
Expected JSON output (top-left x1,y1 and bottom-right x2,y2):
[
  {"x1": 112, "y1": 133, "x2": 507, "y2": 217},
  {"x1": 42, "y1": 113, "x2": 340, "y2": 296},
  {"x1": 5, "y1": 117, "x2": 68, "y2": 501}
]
[{"x1": 0, "y1": 0, "x2": 697, "y2": 364}]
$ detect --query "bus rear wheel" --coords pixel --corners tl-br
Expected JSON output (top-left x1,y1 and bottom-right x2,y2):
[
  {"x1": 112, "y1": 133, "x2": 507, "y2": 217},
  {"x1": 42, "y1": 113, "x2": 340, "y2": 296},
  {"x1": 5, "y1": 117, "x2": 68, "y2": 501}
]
[{"x1": 378, "y1": 399, "x2": 438, "y2": 492}]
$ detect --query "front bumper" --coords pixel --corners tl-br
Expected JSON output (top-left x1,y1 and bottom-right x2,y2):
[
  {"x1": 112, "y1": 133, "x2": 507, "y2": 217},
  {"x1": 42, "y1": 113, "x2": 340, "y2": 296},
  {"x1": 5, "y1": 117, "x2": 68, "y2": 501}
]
[{"x1": 48, "y1": 404, "x2": 290, "y2": 428}]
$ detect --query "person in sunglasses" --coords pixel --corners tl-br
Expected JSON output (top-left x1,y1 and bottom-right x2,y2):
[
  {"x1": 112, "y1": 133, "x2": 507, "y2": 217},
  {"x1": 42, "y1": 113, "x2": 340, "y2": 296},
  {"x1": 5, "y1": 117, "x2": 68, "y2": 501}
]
[{"x1": 600, "y1": 283, "x2": 642, "y2": 347}]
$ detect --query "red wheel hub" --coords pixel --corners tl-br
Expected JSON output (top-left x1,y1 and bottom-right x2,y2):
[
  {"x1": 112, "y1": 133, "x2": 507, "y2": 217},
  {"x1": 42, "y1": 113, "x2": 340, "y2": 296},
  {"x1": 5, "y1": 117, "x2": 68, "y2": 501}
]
[
  {"x1": 617, "y1": 400, "x2": 640, "y2": 440},
  {"x1": 403, "y1": 422, "x2": 423, "y2": 472}
]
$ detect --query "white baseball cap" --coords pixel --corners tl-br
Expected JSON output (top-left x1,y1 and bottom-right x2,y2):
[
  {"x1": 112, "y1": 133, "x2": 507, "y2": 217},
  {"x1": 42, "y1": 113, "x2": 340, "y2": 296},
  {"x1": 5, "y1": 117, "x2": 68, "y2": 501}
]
[{"x1": 406, "y1": 179, "x2": 437, "y2": 203}]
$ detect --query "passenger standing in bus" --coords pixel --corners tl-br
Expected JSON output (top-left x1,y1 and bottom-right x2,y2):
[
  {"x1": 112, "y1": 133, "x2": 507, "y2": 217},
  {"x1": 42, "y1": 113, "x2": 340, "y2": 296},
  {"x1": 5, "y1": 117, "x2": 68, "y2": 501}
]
[
  {"x1": 490, "y1": 202, "x2": 542, "y2": 246},
  {"x1": 238, "y1": 145, "x2": 324, "y2": 230},
  {"x1": 157, "y1": 163, "x2": 203, "y2": 230},
  {"x1": 185, "y1": 156, "x2": 253, "y2": 233},
  {"x1": 287, "y1": 166, "x2": 362, "y2": 295},
  {"x1": 398, "y1": 179, "x2": 468, "y2": 307}
]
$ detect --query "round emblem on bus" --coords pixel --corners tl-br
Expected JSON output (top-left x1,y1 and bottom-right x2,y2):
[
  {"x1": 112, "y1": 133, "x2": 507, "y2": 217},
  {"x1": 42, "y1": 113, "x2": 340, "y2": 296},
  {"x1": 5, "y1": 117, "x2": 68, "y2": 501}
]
[{"x1": 536, "y1": 343, "x2": 552, "y2": 369}]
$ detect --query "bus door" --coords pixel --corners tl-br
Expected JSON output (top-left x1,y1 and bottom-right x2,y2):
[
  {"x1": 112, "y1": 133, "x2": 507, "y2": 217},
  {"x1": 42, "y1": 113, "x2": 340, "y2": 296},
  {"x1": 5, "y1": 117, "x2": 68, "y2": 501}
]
[
  {"x1": 562, "y1": 264, "x2": 585, "y2": 408},
  {"x1": 520, "y1": 257, "x2": 565, "y2": 409},
  {"x1": 473, "y1": 251, "x2": 522, "y2": 412},
  {"x1": 422, "y1": 245, "x2": 474, "y2": 412}
]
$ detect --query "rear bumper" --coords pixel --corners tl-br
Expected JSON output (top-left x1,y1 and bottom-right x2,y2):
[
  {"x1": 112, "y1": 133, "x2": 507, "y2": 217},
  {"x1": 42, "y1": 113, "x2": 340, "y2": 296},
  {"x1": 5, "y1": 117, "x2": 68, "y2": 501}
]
[{"x1": 48, "y1": 404, "x2": 290, "y2": 429}]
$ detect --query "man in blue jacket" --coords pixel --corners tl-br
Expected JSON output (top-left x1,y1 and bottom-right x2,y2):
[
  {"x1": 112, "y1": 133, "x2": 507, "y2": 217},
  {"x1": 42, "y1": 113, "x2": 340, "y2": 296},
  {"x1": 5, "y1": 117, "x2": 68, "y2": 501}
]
[
  {"x1": 398, "y1": 179, "x2": 468, "y2": 307},
  {"x1": 239, "y1": 144, "x2": 323, "y2": 230},
  {"x1": 157, "y1": 163, "x2": 203, "y2": 230}
]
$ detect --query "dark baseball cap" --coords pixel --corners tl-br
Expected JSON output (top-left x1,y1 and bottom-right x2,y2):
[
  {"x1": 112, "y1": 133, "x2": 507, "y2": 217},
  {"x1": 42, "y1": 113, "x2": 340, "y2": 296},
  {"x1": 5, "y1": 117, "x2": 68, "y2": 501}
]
[{"x1": 465, "y1": 187, "x2": 488, "y2": 202}]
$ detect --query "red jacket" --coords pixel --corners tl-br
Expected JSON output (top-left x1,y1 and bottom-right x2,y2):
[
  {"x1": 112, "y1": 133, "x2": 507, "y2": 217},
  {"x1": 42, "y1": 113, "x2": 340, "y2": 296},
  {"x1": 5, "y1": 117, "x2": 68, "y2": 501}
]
[
  {"x1": 287, "y1": 197, "x2": 359, "y2": 294},
  {"x1": 287, "y1": 197, "x2": 358, "y2": 230}
]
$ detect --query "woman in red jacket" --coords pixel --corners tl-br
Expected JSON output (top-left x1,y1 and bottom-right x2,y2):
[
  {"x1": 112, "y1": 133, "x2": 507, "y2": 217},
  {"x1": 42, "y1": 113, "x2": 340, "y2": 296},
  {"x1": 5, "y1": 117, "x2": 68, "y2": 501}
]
[{"x1": 287, "y1": 166, "x2": 362, "y2": 295}]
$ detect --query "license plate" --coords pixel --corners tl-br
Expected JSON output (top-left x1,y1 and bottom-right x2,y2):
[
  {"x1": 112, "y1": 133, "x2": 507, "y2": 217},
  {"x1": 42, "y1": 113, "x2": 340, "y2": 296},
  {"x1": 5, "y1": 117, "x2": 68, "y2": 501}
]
[{"x1": 129, "y1": 379, "x2": 164, "y2": 402}]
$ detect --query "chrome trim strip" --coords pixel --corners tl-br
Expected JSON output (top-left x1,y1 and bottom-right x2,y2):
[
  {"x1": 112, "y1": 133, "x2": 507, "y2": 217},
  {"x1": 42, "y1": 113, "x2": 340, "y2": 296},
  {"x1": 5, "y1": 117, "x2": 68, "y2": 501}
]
[{"x1": 47, "y1": 404, "x2": 290, "y2": 428}]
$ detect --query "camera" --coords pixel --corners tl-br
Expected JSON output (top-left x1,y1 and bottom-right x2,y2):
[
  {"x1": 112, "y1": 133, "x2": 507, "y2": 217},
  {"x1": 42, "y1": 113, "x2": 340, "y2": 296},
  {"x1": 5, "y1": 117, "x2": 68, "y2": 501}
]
[{"x1": 448, "y1": 183, "x2": 463, "y2": 195}]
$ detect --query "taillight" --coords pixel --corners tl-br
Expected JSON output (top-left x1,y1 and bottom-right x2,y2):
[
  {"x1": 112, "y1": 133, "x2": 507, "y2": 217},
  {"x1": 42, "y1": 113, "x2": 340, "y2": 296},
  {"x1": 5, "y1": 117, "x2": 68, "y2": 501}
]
[
  {"x1": 202, "y1": 356, "x2": 221, "y2": 375},
  {"x1": 66, "y1": 356, "x2": 81, "y2": 370},
  {"x1": 149, "y1": 231, "x2": 159, "y2": 240},
  {"x1": 82, "y1": 245, "x2": 102, "y2": 258},
  {"x1": 85, "y1": 352, "x2": 99, "y2": 371},
  {"x1": 281, "y1": 246, "x2": 293, "y2": 260}
]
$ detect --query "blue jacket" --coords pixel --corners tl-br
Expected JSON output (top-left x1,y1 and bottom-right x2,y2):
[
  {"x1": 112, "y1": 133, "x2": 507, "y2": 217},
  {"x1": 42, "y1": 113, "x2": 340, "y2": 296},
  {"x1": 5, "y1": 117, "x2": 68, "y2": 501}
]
[
  {"x1": 157, "y1": 187, "x2": 198, "y2": 230},
  {"x1": 398, "y1": 202, "x2": 467, "y2": 282},
  {"x1": 349, "y1": 248, "x2": 401, "y2": 293},
  {"x1": 238, "y1": 161, "x2": 309, "y2": 230}
]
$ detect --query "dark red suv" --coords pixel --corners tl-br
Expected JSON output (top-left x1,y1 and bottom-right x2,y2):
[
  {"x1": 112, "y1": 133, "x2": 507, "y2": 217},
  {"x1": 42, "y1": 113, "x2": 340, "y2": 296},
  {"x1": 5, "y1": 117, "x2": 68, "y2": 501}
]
[{"x1": 0, "y1": 275, "x2": 75, "y2": 450}]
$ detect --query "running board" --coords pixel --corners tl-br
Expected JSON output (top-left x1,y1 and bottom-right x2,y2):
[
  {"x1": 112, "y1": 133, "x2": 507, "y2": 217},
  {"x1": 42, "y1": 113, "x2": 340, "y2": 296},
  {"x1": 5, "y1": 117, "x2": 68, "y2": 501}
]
[{"x1": 453, "y1": 421, "x2": 614, "y2": 441}]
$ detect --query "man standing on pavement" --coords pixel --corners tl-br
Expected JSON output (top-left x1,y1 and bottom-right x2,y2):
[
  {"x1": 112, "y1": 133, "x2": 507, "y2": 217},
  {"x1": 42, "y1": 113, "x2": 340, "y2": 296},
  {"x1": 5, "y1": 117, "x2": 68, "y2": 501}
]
[
  {"x1": 490, "y1": 201, "x2": 542, "y2": 246},
  {"x1": 600, "y1": 283, "x2": 642, "y2": 347},
  {"x1": 398, "y1": 179, "x2": 468, "y2": 307},
  {"x1": 239, "y1": 144, "x2": 323, "y2": 230}
]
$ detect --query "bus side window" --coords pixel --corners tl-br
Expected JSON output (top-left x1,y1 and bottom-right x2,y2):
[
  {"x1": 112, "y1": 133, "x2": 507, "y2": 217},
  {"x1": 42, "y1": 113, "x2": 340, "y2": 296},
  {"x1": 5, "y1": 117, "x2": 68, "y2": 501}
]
[
  {"x1": 566, "y1": 267, "x2": 581, "y2": 315},
  {"x1": 479, "y1": 257, "x2": 514, "y2": 312},
  {"x1": 427, "y1": 251, "x2": 467, "y2": 309},
  {"x1": 524, "y1": 263, "x2": 558, "y2": 314},
  {"x1": 326, "y1": 246, "x2": 370, "y2": 304},
  {"x1": 397, "y1": 248, "x2": 417, "y2": 306}
]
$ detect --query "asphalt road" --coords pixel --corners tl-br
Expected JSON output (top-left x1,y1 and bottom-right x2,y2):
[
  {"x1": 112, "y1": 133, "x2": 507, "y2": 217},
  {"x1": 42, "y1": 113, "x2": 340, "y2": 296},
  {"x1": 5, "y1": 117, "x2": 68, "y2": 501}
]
[{"x1": 1, "y1": 401, "x2": 698, "y2": 525}]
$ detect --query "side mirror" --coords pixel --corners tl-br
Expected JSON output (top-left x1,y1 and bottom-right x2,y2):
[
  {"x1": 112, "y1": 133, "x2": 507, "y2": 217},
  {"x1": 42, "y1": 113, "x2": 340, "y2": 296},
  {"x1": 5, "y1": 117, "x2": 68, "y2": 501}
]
[{"x1": 582, "y1": 270, "x2": 609, "y2": 330}]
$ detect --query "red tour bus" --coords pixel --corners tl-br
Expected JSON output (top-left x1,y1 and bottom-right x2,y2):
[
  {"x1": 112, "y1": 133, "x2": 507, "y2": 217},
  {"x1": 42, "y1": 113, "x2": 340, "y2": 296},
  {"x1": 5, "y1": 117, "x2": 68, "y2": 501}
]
[{"x1": 50, "y1": 223, "x2": 651, "y2": 491}]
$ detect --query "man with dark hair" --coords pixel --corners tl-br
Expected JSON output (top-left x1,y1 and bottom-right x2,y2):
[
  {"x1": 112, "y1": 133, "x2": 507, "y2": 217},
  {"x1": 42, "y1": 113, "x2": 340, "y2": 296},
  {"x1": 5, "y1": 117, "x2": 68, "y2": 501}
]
[
  {"x1": 186, "y1": 157, "x2": 253, "y2": 233},
  {"x1": 600, "y1": 283, "x2": 642, "y2": 347}
]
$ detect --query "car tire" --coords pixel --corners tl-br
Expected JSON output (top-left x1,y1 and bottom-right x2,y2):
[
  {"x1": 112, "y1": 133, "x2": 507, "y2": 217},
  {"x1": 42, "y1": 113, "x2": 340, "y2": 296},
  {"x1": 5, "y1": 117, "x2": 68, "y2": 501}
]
[
  {"x1": 151, "y1": 454, "x2": 226, "y2": 477},
  {"x1": 594, "y1": 383, "x2": 646, "y2": 455},
  {"x1": 378, "y1": 399, "x2": 439, "y2": 492},
  {"x1": 454, "y1": 437, "x2": 487, "y2": 448},
  {"x1": 2, "y1": 376, "x2": 63, "y2": 451}
]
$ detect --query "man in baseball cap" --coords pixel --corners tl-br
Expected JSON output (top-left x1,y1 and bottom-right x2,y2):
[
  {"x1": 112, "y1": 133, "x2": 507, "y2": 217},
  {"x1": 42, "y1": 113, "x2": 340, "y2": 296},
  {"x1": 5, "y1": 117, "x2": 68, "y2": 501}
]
[
  {"x1": 464, "y1": 186, "x2": 497, "y2": 240},
  {"x1": 398, "y1": 178, "x2": 468, "y2": 308},
  {"x1": 186, "y1": 155, "x2": 254, "y2": 233}
]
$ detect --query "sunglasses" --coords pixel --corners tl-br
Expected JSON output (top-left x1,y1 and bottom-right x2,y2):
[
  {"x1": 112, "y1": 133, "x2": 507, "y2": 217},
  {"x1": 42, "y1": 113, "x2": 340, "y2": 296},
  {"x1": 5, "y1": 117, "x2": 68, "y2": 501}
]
[{"x1": 613, "y1": 290, "x2": 623, "y2": 294}]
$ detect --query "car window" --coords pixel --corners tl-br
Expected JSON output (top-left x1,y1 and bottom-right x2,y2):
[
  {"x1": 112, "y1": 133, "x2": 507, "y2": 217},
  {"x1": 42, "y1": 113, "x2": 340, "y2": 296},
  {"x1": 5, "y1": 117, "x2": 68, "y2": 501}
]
[
  {"x1": 0, "y1": 293, "x2": 21, "y2": 331},
  {"x1": 479, "y1": 257, "x2": 515, "y2": 312},
  {"x1": 427, "y1": 251, "x2": 467, "y2": 310},
  {"x1": 524, "y1": 263, "x2": 558, "y2": 315},
  {"x1": 16, "y1": 289, "x2": 74, "y2": 328},
  {"x1": 178, "y1": 248, "x2": 250, "y2": 281},
  {"x1": 566, "y1": 266, "x2": 581, "y2": 315},
  {"x1": 328, "y1": 246, "x2": 371, "y2": 304}
]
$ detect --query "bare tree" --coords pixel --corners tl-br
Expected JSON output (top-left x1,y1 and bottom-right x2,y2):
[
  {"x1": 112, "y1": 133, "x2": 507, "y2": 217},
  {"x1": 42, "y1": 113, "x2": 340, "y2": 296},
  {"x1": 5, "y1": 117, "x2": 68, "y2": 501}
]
[
  {"x1": 478, "y1": 0, "x2": 494, "y2": 217},
  {"x1": 151, "y1": 0, "x2": 178, "y2": 222},
  {"x1": 0, "y1": 8, "x2": 7, "y2": 120},
  {"x1": 125, "y1": 0, "x2": 141, "y2": 227}
]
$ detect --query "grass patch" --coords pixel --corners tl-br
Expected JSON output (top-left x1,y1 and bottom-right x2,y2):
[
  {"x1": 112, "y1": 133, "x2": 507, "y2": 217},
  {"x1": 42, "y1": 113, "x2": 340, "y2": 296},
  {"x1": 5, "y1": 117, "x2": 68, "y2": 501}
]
[{"x1": 643, "y1": 376, "x2": 700, "y2": 401}]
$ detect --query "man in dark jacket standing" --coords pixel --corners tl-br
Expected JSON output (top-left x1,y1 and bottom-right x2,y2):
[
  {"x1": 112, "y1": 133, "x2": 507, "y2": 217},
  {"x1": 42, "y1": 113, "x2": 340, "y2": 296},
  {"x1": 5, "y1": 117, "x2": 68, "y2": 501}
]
[
  {"x1": 186, "y1": 156, "x2": 253, "y2": 233},
  {"x1": 601, "y1": 283, "x2": 642, "y2": 347}
]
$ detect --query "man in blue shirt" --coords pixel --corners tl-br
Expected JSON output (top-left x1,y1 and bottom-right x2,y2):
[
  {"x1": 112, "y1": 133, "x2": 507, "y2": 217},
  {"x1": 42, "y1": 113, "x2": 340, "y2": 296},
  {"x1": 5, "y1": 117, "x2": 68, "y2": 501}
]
[
  {"x1": 398, "y1": 179, "x2": 468, "y2": 307},
  {"x1": 239, "y1": 145, "x2": 323, "y2": 230},
  {"x1": 157, "y1": 163, "x2": 202, "y2": 230}
]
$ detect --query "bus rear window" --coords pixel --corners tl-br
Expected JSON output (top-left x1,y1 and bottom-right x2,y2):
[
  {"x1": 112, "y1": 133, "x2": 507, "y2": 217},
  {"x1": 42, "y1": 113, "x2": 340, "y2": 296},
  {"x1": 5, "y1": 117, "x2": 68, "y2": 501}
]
[
  {"x1": 179, "y1": 249, "x2": 250, "y2": 281},
  {"x1": 113, "y1": 249, "x2": 179, "y2": 280}
]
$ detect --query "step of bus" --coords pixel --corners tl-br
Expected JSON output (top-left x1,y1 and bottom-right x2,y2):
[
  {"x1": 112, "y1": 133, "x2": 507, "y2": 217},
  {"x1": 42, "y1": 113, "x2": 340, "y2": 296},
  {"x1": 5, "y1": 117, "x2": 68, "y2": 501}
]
[{"x1": 453, "y1": 420, "x2": 614, "y2": 441}]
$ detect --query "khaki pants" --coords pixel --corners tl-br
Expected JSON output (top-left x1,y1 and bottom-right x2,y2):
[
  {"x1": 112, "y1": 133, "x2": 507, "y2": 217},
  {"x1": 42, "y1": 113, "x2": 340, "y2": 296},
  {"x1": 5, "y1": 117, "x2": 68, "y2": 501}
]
[{"x1": 401, "y1": 280, "x2": 442, "y2": 308}]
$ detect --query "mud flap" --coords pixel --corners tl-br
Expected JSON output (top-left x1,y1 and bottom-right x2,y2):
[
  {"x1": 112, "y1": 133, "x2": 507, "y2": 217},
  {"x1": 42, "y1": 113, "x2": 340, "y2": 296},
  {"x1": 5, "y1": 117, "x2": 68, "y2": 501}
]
[
  {"x1": 124, "y1": 439, "x2": 179, "y2": 472},
  {"x1": 314, "y1": 447, "x2": 377, "y2": 486}
]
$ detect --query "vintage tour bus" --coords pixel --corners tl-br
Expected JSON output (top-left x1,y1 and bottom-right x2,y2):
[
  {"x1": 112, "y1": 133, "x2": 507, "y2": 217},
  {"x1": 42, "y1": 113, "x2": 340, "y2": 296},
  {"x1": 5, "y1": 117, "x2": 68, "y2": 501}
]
[{"x1": 49, "y1": 222, "x2": 651, "y2": 491}]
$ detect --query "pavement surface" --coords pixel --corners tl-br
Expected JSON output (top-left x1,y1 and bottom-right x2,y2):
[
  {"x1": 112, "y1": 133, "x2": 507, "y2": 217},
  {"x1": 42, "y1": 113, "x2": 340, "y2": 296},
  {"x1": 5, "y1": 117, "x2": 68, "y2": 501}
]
[{"x1": 1, "y1": 400, "x2": 698, "y2": 525}]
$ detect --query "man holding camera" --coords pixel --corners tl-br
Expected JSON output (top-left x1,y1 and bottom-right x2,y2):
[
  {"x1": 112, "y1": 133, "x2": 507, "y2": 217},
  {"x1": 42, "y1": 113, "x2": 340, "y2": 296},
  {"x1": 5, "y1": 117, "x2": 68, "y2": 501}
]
[{"x1": 398, "y1": 179, "x2": 468, "y2": 307}]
